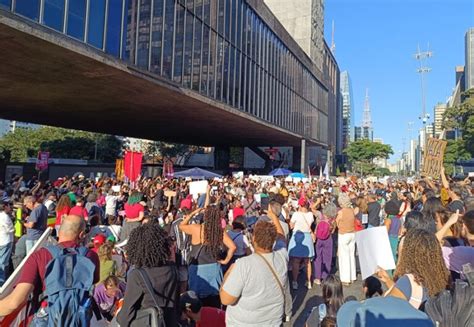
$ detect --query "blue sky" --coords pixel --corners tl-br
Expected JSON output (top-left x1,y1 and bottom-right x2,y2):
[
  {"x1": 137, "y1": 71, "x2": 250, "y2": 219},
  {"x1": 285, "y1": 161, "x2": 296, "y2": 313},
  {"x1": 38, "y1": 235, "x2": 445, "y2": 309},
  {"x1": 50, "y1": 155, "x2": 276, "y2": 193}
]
[{"x1": 324, "y1": 0, "x2": 474, "y2": 162}]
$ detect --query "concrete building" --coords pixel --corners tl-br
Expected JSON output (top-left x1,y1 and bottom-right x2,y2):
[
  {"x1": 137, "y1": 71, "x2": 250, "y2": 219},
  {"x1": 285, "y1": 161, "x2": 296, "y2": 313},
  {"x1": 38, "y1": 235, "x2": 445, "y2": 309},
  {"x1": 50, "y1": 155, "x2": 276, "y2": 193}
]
[
  {"x1": 340, "y1": 71, "x2": 355, "y2": 148},
  {"x1": 0, "y1": 0, "x2": 341, "y2": 173},
  {"x1": 433, "y1": 102, "x2": 447, "y2": 138},
  {"x1": 0, "y1": 119, "x2": 39, "y2": 137},
  {"x1": 264, "y1": 0, "x2": 325, "y2": 73},
  {"x1": 466, "y1": 28, "x2": 474, "y2": 91}
]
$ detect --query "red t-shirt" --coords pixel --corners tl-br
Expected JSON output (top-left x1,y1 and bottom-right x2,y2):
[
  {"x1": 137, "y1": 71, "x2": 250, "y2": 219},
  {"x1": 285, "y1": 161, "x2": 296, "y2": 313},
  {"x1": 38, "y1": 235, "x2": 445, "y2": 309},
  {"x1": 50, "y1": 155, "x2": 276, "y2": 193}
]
[
  {"x1": 55, "y1": 206, "x2": 71, "y2": 226},
  {"x1": 196, "y1": 307, "x2": 226, "y2": 327},
  {"x1": 124, "y1": 203, "x2": 144, "y2": 219},
  {"x1": 69, "y1": 206, "x2": 89, "y2": 220},
  {"x1": 233, "y1": 207, "x2": 245, "y2": 218}
]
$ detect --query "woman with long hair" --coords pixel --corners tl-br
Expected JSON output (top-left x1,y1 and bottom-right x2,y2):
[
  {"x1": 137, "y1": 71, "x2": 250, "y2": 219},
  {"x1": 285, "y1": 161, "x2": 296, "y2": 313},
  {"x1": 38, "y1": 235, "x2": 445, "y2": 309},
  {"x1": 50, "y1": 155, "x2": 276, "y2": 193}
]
[
  {"x1": 55, "y1": 194, "x2": 72, "y2": 234},
  {"x1": 97, "y1": 243, "x2": 116, "y2": 283},
  {"x1": 322, "y1": 275, "x2": 344, "y2": 318},
  {"x1": 119, "y1": 191, "x2": 144, "y2": 241},
  {"x1": 421, "y1": 196, "x2": 444, "y2": 233},
  {"x1": 117, "y1": 222, "x2": 178, "y2": 326},
  {"x1": 336, "y1": 193, "x2": 356, "y2": 286},
  {"x1": 180, "y1": 206, "x2": 236, "y2": 307},
  {"x1": 313, "y1": 203, "x2": 337, "y2": 286},
  {"x1": 377, "y1": 229, "x2": 449, "y2": 309},
  {"x1": 289, "y1": 198, "x2": 315, "y2": 290}
]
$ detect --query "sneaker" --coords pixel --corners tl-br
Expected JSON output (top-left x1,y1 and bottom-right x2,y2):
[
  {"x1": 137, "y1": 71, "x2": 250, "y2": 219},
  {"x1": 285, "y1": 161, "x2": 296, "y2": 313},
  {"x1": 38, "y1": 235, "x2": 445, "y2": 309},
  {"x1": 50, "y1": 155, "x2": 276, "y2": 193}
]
[
  {"x1": 314, "y1": 279, "x2": 321, "y2": 285},
  {"x1": 307, "y1": 282, "x2": 312, "y2": 290},
  {"x1": 285, "y1": 315, "x2": 291, "y2": 322},
  {"x1": 292, "y1": 281, "x2": 298, "y2": 290}
]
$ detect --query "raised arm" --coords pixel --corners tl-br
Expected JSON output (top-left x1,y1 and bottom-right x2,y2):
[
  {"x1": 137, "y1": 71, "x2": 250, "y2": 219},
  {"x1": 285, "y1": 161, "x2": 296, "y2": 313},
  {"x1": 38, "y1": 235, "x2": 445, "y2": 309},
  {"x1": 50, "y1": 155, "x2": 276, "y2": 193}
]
[
  {"x1": 436, "y1": 210, "x2": 459, "y2": 244},
  {"x1": 179, "y1": 208, "x2": 203, "y2": 235},
  {"x1": 440, "y1": 167, "x2": 449, "y2": 190}
]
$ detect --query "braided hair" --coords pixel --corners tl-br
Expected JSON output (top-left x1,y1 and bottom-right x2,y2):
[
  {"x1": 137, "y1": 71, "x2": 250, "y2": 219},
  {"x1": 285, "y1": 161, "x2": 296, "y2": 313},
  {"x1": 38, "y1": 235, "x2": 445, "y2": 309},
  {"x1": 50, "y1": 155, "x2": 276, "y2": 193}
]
[
  {"x1": 203, "y1": 206, "x2": 224, "y2": 260},
  {"x1": 126, "y1": 222, "x2": 171, "y2": 268}
]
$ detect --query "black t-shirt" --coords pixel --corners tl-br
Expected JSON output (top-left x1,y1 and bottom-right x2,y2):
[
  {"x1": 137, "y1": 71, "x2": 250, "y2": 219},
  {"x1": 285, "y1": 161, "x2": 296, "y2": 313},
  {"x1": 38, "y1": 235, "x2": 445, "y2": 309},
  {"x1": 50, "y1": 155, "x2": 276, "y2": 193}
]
[
  {"x1": 117, "y1": 265, "x2": 178, "y2": 327},
  {"x1": 367, "y1": 201, "x2": 381, "y2": 227}
]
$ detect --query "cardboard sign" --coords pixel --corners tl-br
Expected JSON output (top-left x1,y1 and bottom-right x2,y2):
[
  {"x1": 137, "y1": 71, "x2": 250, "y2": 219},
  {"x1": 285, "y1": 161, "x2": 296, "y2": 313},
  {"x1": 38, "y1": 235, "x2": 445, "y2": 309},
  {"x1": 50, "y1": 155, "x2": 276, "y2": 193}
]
[
  {"x1": 421, "y1": 138, "x2": 447, "y2": 178},
  {"x1": 355, "y1": 226, "x2": 396, "y2": 280},
  {"x1": 164, "y1": 190, "x2": 177, "y2": 198}
]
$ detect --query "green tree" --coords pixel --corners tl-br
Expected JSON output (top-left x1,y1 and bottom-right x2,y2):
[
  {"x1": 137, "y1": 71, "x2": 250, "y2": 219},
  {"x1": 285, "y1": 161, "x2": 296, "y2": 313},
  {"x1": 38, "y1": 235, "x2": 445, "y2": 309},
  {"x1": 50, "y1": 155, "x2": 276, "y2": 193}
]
[
  {"x1": 344, "y1": 139, "x2": 394, "y2": 176},
  {"x1": 0, "y1": 126, "x2": 122, "y2": 162},
  {"x1": 443, "y1": 139, "x2": 471, "y2": 176},
  {"x1": 145, "y1": 141, "x2": 198, "y2": 164}
]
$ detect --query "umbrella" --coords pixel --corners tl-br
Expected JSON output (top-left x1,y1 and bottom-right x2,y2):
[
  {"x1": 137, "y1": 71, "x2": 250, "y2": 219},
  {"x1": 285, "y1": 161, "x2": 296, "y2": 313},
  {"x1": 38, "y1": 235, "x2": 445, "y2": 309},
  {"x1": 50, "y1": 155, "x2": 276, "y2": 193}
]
[
  {"x1": 173, "y1": 167, "x2": 222, "y2": 179},
  {"x1": 290, "y1": 172, "x2": 306, "y2": 179},
  {"x1": 269, "y1": 168, "x2": 292, "y2": 176}
]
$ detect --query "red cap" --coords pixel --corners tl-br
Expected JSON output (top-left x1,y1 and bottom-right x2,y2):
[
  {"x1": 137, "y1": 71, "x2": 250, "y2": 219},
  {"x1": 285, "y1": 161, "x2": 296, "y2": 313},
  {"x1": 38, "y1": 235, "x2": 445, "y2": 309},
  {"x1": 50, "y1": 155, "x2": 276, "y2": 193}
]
[{"x1": 93, "y1": 234, "x2": 106, "y2": 247}]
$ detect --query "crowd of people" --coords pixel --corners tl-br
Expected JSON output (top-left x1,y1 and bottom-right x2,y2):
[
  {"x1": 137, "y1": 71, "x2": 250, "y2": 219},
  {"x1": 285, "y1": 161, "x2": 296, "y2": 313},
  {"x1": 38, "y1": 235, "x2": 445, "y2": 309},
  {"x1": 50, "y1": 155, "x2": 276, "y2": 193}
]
[{"x1": 0, "y1": 168, "x2": 472, "y2": 326}]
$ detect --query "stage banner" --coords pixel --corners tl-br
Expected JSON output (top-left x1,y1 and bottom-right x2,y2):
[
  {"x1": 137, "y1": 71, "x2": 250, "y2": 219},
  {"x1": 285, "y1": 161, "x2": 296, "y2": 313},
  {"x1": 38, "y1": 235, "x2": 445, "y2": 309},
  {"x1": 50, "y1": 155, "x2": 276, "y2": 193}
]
[{"x1": 124, "y1": 151, "x2": 143, "y2": 182}]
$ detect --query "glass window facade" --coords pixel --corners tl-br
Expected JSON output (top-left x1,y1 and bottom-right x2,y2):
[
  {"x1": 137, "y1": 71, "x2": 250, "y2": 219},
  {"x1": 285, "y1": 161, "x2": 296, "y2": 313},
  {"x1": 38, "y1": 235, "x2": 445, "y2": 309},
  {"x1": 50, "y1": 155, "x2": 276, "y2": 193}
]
[{"x1": 7, "y1": 0, "x2": 329, "y2": 144}]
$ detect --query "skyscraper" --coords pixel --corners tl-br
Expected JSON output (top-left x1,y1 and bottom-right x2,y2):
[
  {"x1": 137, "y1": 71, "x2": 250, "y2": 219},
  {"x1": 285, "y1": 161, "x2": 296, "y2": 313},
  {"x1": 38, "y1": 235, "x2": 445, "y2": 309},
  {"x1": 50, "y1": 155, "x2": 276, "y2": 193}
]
[
  {"x1": 433, "y1": 102, "x2": 447, "y2": 138},
  {"x1": 362, "y1": 89, "x2": 373, "y2": 141},
  {"x1": 466, "y1": 28, "x2": 474, "y2": 91},
  {"x1": 340, "y1": 71, "x2": 354, "y2": 148}
]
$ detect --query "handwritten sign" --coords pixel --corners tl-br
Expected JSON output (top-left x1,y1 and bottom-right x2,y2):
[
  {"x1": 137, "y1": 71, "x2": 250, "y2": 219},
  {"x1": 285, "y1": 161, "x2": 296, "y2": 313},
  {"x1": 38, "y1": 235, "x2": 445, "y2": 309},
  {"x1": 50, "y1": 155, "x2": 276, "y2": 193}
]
[{"x1": 421, "y1": 138, "x2": 447, "y2": 178}]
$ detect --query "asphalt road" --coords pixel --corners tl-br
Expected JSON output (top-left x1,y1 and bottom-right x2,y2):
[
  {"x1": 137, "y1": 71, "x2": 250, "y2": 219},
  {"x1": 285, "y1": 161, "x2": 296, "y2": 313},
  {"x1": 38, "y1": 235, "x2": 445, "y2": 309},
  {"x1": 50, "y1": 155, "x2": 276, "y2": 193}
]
[{"x1": 285, "y1": 274, "x2": 364, "y2": 327}]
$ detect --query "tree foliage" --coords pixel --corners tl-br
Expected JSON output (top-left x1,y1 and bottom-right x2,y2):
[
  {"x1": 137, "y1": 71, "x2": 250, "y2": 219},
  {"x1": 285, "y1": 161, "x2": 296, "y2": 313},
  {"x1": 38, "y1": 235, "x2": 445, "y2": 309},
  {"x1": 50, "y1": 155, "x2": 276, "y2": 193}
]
[
  {"x1": 145, "y1": 141, "x2": 198, "y2": 164},
  {"x1": 443, "y1": 89, "x2": 474, "y2": 156},
  {"x1": 344, "y1": 139, "x2": 394, "y2": 176},
  {"x1": 0, "y1": 126, "x2": 122, "y2": 162},
  {"x1": 443, "y1": 139, "x2": 471, "y2": 175}
]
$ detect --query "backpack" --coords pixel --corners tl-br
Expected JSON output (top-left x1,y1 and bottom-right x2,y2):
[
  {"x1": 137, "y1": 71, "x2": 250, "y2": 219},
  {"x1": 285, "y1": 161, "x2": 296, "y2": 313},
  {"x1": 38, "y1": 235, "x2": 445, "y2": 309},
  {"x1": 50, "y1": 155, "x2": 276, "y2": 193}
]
[
  {"x1": 316, "y1": 219, "x2": 331, "y2": 240},
  {"x1": 31, "y1": 245, "x2": 96, "y2": 327}
]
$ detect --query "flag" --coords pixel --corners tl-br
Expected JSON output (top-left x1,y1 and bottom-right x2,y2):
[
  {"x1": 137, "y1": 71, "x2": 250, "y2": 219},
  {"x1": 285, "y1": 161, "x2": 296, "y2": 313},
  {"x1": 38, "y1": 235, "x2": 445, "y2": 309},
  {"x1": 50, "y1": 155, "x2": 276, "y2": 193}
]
[
  {"x1": 162, "y1": 158, "x2": 174, "y2": 179},
  {"x1": 115, "y1": 159, "x2": 124, "y2": 180},
  {"x1": 124, "y1": 151, "x2": 143, "y2": 182},
  {"x1": 323, "y1": 162, "x2": 329, "y2": 180},
  {"x1": 319, "y1": 166, "x2": 323, "y2": 181},
  {"x1": 35, "y1": 151, "x2": 49, "y2": 171}
]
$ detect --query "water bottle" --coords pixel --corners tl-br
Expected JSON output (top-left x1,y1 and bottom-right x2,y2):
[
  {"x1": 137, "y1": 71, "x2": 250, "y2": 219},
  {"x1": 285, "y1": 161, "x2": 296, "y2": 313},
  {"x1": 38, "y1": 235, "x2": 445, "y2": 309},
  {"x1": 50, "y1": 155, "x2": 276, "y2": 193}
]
[{"x1": 318, "y1": 303, "x2": 327, "y2": 322}]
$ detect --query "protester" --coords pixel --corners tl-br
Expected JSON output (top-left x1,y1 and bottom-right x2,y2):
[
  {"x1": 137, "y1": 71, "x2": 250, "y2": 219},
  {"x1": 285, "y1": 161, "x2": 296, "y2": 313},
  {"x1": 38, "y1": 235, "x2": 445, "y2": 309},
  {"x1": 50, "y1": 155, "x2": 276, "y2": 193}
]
[
  {"x1": 0, "y1": 199, "x2": 14, "y2": 286},
  {"x1": 180, "y1": 206, "x2": 236, "y2": 308},
  {"x1": 363, "y1": 276, "x2": 383, "y2": 299},
  {"x1": 120, "y1": 191, "x2": 144, "y2": 241},
  {"x1": 98, "y1": 243, "x2": 116, "y2": 283},
  {"x1": 367, "y1": 194, "x2": 381, "y2": 227},
  {"x1": 69, "y1": 195, "x2": 89, "y2": 220},
  {"x1": 336, "y1": 193, "x2": 357, "y2": 286},
  {"x1": 377, "y1": 229, "x2": 450, "y2": 309},
  {"x1": 23, "y1": 195, "x2": 48, "y2": 253},
  {"x1": 313, "y1": 202, "x2": 336, "y2": 285},
  {"x1": 117, "y1": 222, "x2": 178, "y2": 326},
  {"x1": 384, "y1": 199, "x2": 403, "y2": 263},
  {"x1": 227, "y1": 216, "x2": 251, "y2": 266},
  {"x1": 0, "y1": 215, "x2": 100, "y2": 322},
  {"x1": 220, "y1": 205, "x2": 288, "y2": 326},
  {"x1": 54, "y1": 194, "x2": 72, "y2": 234},
  {"x1": 93, "y1": 275, "x2": 126, "y2": 321}
]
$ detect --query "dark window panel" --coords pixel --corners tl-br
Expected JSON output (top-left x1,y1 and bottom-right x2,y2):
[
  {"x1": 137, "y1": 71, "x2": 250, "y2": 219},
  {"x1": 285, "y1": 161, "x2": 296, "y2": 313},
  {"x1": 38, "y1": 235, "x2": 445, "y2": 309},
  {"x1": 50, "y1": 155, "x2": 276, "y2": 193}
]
[
  {"x1": 186, "y1": 0, "x2": 193, "y2": 12},
  {"x1": 87, "y1": 0, "x2": 106, "y2": 49},
  {"x1": 16, "y1": 0, "x2": 40, "y2": 20},
  {"x1": 173, "y1": 3, "x2": 185, "y2": 83},
  {"x1": 43, "y1": 0, "x2": 64, "y2": 32},
  {"x1": 162, "y1": 0, "x2": 175, "y2": 78},
  {"x1": 0, "y1": 0, "x2": 11, "y2": 9},
  {"x1": 234, "y1": 49, "x2": 240, "y2": 109},
  {"x1": 228, "y1": 46, "x2": 234, "y2": 105},
  {"x1": 236, "y1": 0, "x2": 242, "y2": 50},
  {"x1": 222, "y1": 40, "x2": 229, "y2": 101},
  {"x1": 217, "y1": 0, "x2": 224, "y2": 35},
  {"x1": 67, "y1": 0, "x2": 86, "y2": 40},
  {"x1": 224, "y1": 0, "x2": 231, "y2": 40},
  {"x1": 122, "y1": 0, "x2": 134, "y2": 62},
  {"x1": 106, "y1": 0, "x2": 123, "y2": 57},
  {"x1": 195, "y1": 0, "x2": 203, "y2": 19},
  {"x1": 192, "y1": 19, "x2": 202, "y2": 91},
  {"x1": 208, "y1": 29, "x2": 216, "y2": 98},
  {"x1": 150, "y1": 0, "x2": 164, "y2": 74},
  {"x1": 215, "y1": 36, "x2": 224, "y2": 101},
  {"x1": 135, "y1": 0, "x2": 150, "y2": 68},
  {"x1": 201, "y1": 25, "x2": 210, "y2": 95},
  {"x1": 203, "y1": 0, "x2": 210, "y2": 25},
  {"x1": 183, "y1": 10, "x2": 193, "y2": 88}
]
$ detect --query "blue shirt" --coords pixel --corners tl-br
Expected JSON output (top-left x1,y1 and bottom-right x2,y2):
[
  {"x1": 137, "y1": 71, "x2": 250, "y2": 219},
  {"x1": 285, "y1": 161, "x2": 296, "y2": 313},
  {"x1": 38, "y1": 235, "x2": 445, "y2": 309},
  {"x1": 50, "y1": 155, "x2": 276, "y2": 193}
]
[{"x1": 26, "y1": 204, "x2": 48, "y2": 240}]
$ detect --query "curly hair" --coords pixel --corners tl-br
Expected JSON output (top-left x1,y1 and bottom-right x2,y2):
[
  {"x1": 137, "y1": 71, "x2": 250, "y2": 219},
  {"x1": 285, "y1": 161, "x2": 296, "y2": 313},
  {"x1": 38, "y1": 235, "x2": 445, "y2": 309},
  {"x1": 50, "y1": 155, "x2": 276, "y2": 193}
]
[
  {"x1": 395, "y1": 229, "x2": 449, "y2": 297},
  {"x1": 126, "y1": 222, "x2": 171, "y2": 267},
  {"x1": 203, "y1": 206, "x2": 224, "y2": 260},
  {"x1": 253, "y1": 221, "x2": 277, "y2": 251}
]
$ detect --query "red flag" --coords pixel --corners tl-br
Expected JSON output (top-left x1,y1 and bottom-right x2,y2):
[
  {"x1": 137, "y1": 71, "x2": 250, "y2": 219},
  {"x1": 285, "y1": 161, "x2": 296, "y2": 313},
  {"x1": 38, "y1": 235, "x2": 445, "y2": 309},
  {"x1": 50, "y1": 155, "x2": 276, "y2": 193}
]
[
  {"x1": 35, "y1": 151, "x2": 49, "y2": 171},
  {"x1": 124, "y1": 151, "x2": 142, "y2": 182}
]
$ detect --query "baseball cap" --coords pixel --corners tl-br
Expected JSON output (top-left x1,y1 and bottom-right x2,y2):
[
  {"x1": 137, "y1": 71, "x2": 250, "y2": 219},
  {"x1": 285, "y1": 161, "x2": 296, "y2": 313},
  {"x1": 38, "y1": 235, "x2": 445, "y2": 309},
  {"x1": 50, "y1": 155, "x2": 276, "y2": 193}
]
[
  {"x1": 93, "y1": 234, "x2": 106, "y2": 247},
  {"x1": 337, "y1": 296, "x2": 433, "y2": 327},
  {"x1": 180, "y1": 291, "x2": 202, "y2": 313}
]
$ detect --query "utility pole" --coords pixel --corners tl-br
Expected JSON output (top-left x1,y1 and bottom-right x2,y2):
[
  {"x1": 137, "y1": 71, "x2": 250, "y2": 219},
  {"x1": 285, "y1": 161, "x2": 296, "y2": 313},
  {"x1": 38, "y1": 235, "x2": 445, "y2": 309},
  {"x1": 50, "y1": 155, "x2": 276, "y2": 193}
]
[{"x1": 414, "y1": 44, "x2": 433, "y2": 125}]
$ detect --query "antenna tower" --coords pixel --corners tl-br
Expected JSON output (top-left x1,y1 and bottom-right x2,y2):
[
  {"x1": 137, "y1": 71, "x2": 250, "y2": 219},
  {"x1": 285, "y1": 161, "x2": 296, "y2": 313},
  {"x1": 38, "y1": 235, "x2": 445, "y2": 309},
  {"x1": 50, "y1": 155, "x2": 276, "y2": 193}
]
[
  {"x1": 414, "y1": 44, "x2": 433, "y2": 124},
  {"x1": 330, "y1": 20, "x2": 336, "y2": 54}
]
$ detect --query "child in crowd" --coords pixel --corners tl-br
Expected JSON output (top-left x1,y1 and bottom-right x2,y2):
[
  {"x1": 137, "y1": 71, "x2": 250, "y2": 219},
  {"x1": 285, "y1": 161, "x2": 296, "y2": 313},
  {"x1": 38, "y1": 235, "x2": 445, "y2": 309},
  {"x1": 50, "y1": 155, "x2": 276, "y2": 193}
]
[{"x1": 93, "y1": 275, "x2": 126, "y2": 321}]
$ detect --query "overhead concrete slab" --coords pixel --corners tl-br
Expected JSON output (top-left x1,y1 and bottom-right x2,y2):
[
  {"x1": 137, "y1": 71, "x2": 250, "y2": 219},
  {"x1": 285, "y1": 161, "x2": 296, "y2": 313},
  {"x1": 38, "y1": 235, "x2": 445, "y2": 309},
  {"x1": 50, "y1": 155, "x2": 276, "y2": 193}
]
[{"x1": 0, "y1": 10, "x2": 323, "y2": 147}]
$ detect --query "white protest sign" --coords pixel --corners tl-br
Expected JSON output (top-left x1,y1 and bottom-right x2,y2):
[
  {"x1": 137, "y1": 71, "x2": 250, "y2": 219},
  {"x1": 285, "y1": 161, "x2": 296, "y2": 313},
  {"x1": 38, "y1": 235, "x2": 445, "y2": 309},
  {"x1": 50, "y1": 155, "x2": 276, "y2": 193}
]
[
  {"x1": 189, "y1": 180, "x2": 208, "y2": 196},
  {"x1": 355, "y1": 226, "x2": 396, "y2": 280},
  {"x1": 361, "y1": 214, "x2": 368, "y2": 224},
  {"x1": 0, "y1": 228, "x2": 54, "y2": 299}
]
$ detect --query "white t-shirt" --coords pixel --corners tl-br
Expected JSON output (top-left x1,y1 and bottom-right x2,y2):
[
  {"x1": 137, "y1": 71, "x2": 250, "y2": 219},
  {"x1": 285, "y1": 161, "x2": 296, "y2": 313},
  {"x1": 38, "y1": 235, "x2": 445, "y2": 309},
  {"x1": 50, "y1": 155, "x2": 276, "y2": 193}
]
[
  {"x1": 105, "y1": 195, "x2": 118, "y2": 216},
  {"x1": 0, "y1": 212, "x2": 14, "y2": 246},
  {"x1": 223, "y1": 248, "x2": 288, "y2": 327},
  {"x1": 290, "y1": 211, "x2": 314, "y2": 233}
]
